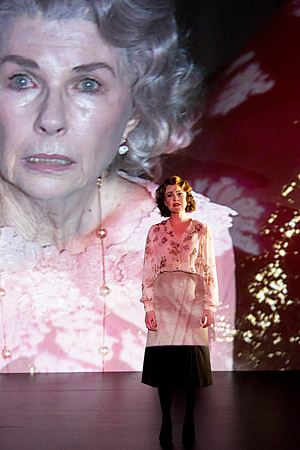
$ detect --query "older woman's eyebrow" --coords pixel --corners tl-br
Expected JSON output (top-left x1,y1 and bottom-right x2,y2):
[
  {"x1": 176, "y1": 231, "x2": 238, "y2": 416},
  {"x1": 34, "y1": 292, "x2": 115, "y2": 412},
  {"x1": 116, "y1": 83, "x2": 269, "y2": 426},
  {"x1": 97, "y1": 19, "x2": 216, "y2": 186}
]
[
  {"x1": 72, "y1": 62, "x2": 116, "y2": 77},
  {"x1": 0, "y1": 54, "x2": 39, "y2": 69},
  {"x1": 0, "y1": 56, "x2": 116, "y2": 78}
]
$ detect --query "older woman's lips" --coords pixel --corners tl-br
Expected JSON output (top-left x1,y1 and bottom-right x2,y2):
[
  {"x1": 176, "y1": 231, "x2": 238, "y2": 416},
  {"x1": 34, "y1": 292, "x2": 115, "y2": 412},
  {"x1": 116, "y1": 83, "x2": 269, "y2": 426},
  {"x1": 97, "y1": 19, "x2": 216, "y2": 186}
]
[{"x1": 24, "y1": 154, "x2": 75, "y2": 172}]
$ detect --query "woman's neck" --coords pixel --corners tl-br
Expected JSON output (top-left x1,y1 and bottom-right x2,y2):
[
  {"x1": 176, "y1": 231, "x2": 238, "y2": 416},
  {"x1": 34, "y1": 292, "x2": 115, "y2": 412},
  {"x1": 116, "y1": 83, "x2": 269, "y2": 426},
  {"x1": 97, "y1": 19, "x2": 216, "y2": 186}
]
[
  {"x1": 0, "y1": 176, "x2": 110, "y2": 250},
  {"x1": 0, "y1": 173, "x2": 156, "y2": 252},
  {"x1": 169, "y1": 211, "x2": 190, "y2": 225}
]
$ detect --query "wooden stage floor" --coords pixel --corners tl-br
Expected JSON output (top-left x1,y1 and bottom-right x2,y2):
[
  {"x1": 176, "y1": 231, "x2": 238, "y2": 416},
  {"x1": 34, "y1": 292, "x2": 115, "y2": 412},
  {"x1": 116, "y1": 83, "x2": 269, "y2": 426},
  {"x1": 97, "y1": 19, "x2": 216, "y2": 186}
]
[{"x1": 0, "y1": 371, "x2": 298, "y2": 450}]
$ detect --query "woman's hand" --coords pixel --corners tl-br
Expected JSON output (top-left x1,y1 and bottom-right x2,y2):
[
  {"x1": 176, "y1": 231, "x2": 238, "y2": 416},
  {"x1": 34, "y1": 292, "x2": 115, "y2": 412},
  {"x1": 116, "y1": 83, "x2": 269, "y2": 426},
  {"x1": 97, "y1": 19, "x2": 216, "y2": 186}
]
[
  {"x1": 202, "y1": 309, "x2": 214, "y2": 328},
  {"x1": 145, "y1": 311, "x2": 157, "y2": 331}
]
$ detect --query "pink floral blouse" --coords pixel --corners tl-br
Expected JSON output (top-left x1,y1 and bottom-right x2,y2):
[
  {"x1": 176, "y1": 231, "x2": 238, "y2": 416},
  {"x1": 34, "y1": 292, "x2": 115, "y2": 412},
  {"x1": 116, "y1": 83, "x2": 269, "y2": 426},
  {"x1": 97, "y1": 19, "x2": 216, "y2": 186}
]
[{"x1": 141, "y1": 219, "x2": 219, "y2": 313}]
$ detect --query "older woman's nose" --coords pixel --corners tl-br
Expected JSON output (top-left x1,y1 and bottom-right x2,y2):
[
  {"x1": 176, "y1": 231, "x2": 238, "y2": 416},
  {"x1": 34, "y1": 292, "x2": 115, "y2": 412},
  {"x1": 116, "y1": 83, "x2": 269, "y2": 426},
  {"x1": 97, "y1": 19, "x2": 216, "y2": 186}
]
[{"x1": 34, "y1": 90, "x2": 67, "y2": 136}]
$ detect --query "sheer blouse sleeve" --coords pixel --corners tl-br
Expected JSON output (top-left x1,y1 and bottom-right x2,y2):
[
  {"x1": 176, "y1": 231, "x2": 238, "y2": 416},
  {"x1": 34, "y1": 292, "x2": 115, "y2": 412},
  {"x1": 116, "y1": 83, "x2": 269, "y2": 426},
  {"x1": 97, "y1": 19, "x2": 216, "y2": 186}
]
[
  {"x1": 140, "y1": 225, "x2": 157, "y2": 312},
  {"x1": 198, "y1": 225, "x2": 219, "y2": 310}
]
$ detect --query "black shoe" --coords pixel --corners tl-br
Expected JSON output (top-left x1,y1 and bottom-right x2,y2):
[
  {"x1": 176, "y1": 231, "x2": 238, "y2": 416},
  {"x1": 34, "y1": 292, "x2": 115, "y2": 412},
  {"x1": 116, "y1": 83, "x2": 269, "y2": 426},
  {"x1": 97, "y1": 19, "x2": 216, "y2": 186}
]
[
  {"x1": 159, "y1": 418, "x2": 173, "y2": 447},
  {"x1": 182, "y1": 417, "x2": 195, "y2": 447}
]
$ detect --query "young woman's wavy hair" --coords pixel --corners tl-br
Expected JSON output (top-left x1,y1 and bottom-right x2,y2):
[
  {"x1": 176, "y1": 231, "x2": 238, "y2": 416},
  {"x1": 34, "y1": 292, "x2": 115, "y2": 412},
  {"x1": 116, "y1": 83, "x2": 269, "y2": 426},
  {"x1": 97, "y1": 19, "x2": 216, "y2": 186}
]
[
  {"x1": 155, "y1": 175, "x2": 196, "y2": 217},
  {"x1": 0, "y1": 0, "x2": 203, "y2": 180}
]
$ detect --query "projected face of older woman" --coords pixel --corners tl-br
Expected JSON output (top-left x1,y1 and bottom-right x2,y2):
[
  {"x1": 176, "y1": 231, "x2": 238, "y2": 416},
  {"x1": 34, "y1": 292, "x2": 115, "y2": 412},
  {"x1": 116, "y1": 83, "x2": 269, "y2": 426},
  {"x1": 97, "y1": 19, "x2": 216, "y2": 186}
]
[{"x1": 0, "y1": 17, "x2": 136, "y2": 201}]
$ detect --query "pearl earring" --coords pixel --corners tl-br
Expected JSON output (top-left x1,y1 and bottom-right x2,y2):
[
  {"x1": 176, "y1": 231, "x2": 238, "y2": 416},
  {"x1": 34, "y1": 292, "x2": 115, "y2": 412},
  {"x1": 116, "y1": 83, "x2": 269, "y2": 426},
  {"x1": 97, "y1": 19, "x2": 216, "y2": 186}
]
[{"x1": 118, "y1": 139, "x2": 129, "y2": 156}]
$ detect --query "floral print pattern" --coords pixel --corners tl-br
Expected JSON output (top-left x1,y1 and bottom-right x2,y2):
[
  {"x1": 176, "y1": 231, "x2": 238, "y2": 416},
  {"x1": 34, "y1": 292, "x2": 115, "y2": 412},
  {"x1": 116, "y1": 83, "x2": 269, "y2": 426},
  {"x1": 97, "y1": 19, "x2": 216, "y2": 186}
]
[{"x1": 141, "y1": 219, "x2": 219, "y2": 312}]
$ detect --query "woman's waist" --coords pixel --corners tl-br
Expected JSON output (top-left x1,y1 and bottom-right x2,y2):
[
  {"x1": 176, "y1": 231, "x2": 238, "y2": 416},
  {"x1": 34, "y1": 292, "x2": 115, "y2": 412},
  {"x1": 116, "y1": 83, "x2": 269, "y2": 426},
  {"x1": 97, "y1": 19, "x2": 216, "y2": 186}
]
[
  {"x1": 157, "y1": 269, "x2": 199, "y2": 278},
  {"x1": 155, "y1": 270, "x2": 204, "y2": 294}
]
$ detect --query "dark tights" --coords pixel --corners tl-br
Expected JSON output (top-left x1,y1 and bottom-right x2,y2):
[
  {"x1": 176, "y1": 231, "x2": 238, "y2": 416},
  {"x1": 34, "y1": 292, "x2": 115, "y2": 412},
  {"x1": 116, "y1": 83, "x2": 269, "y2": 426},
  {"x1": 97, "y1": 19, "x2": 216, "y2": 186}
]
[
  {"x1": 158, "y1": 386, "x2": 173, "y2": 445},
  {"x1": 183, "y1": 385, "x2": 197, "y2": 418},
  {"x1": 182, "y1": 385, "x2": 197, "y2": 445},
  {"x1": 158, "y1": 386, "x2": 174, "y2": 420},
  {"x1": 158, "y1": 385, "x2": 197, "y2": 446},
  {"x1": 158, "y1": 385, "x2": 197, "y2": 418}
]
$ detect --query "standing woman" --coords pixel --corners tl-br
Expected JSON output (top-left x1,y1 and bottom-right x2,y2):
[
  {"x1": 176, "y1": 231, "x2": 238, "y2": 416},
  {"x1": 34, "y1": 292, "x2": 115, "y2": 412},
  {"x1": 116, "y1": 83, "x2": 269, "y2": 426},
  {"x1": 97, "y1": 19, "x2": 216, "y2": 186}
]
[{"x1": 141, "y1": 176, "x2": 219, "y2": 447}]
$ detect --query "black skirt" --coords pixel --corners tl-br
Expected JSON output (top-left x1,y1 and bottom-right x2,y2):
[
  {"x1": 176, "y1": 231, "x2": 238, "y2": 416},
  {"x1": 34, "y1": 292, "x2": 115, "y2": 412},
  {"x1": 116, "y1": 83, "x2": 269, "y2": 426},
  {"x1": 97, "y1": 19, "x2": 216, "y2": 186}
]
[{"x1": 141, "y1": 345, "x2": 213, "y2": 388}]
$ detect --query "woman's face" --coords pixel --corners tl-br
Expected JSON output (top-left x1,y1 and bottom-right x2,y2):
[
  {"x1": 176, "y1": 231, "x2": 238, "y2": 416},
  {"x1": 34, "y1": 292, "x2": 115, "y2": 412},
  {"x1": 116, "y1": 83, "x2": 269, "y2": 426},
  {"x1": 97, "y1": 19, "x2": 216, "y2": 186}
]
[
  {"x1": 164, "y1": 184, "x2": 187, "y2": 214},
  {"x1": 0, "y1": 17, "x2": 136, "y2": 200}
]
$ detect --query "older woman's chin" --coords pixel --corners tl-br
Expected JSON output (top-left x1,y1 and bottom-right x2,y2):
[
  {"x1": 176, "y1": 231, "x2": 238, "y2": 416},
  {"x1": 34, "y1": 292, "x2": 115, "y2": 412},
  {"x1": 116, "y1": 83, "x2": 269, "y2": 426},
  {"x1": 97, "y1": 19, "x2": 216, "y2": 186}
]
[{"x1": 5, "y1": 173, "x2": 92, "y2": 201}]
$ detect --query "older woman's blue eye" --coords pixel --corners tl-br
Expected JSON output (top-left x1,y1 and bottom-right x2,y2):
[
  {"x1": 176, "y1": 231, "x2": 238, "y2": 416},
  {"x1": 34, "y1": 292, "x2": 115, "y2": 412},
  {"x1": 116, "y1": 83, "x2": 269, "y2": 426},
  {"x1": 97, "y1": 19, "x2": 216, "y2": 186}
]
[
  {"x1": 79, "y1": 79, "x2": 100, "y2": 92},
  {"x1": 10, "y1": 74, "x2": 31, "y2": 89}
]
